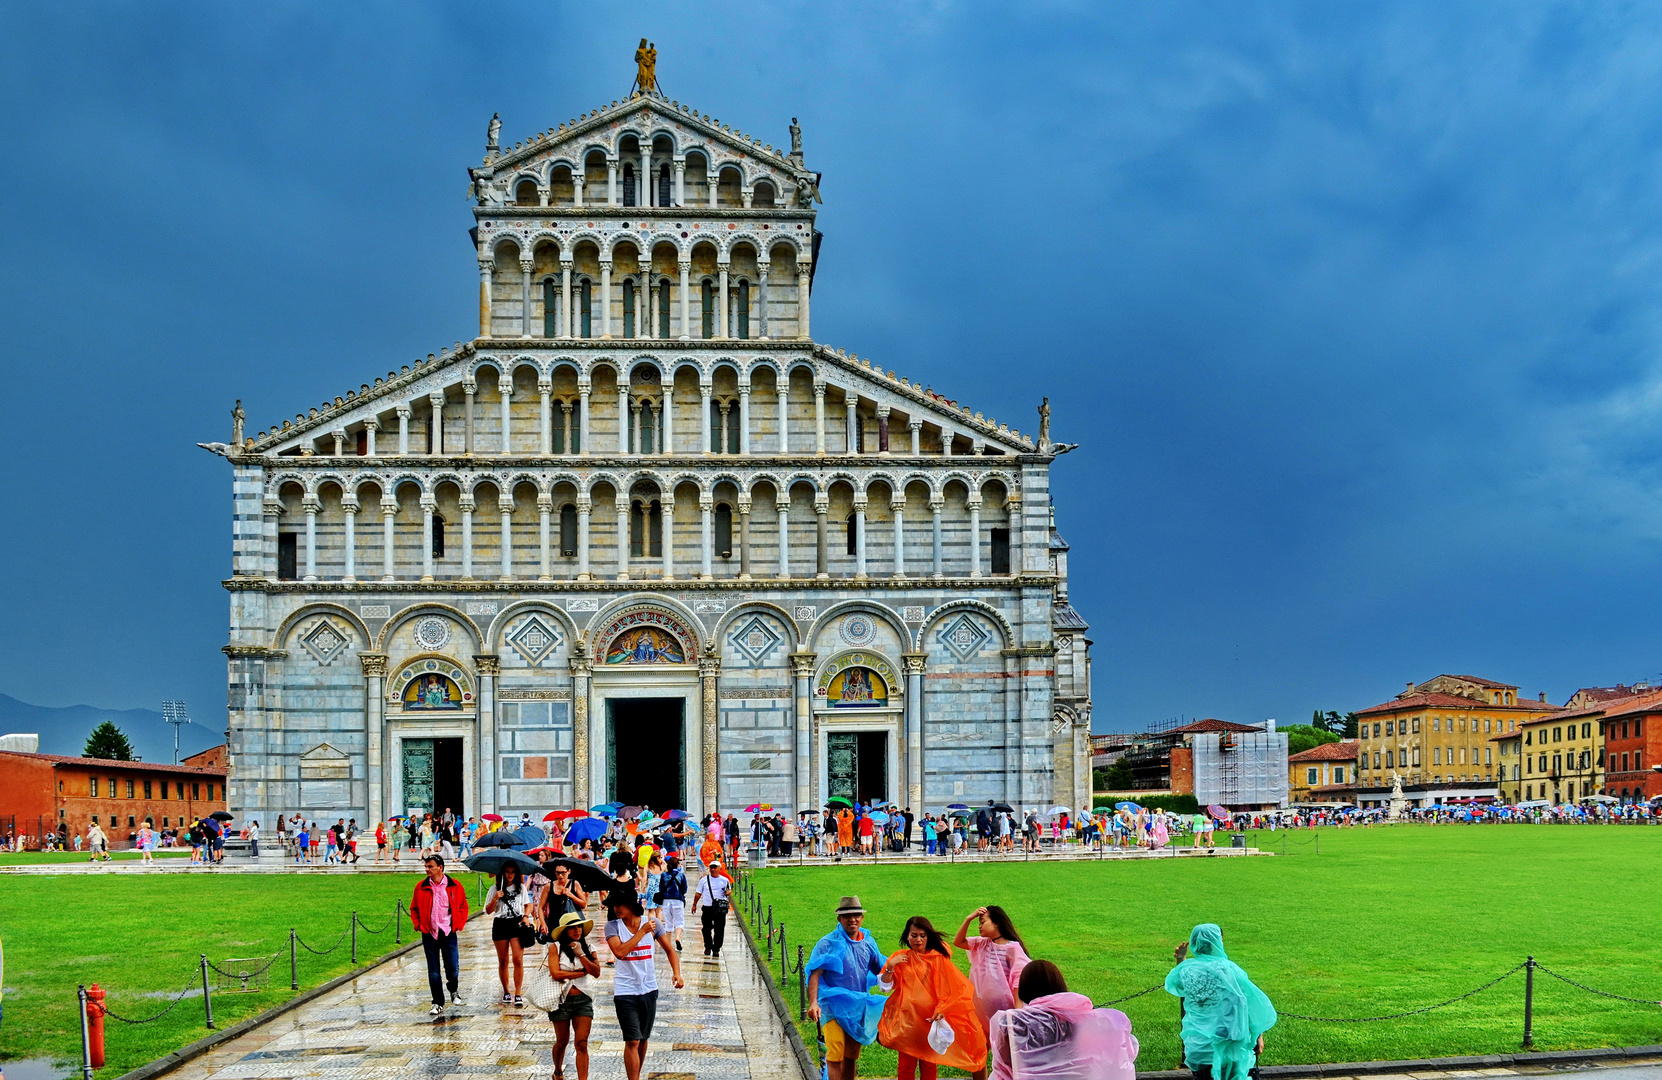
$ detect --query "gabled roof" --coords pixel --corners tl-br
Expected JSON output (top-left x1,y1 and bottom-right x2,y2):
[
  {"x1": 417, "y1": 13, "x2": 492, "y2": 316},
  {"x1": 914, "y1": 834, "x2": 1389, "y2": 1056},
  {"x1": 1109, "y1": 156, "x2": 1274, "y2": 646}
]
[
  {"x1": 1289, "y1": 740, "x2": 1359, "y2": 763},
  {"x1": 1052, "y1": 603, "x2": 1088, "y2": 631},
  {"x1": 1169, "y1": 719, "x2": 1265, "y2": 735},
  {"x1": 1425, "y1": 674, "x2": 1518, "y2": 690},
  {"x1": 1596, "y1": 688, "x2": 1662, "y2": 722}
]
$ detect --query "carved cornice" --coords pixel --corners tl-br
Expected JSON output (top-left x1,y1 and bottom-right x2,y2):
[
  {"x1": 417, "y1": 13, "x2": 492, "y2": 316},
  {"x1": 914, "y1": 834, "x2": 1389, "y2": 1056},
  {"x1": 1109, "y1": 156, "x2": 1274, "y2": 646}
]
[
  {"x1": 481, "y1": 206, "x2": 815, "y2": 221},
  {"x1": 222, "y1": 645, "x2": 286, "y2": 659},
  {"x1": 224, "y1": 574, "x2": 1057, "y2": 594}
]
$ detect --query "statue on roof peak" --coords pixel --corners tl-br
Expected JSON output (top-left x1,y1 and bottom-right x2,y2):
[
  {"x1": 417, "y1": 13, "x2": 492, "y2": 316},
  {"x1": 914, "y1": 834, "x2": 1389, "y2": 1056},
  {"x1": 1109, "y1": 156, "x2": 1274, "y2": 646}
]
[
  {"x1": 486, "y1": 112, "x2": 500, "y2": 154},
  {"x1": 789, "y1": 117, "x2": 803, "y2": 162},
  {"x1": 634, "y1": 39, "x2": 659, "y2": 96}
]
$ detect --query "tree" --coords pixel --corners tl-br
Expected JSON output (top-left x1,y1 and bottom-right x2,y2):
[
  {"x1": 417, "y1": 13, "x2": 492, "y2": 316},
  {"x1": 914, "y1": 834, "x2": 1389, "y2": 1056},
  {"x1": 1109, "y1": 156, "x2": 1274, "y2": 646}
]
[
  {"x1": 1104, "y1": 756, "x2": 1135, "y2": 790},
  {"x1": 1283, "y1": 723, "x2": 1340, "y2": 757},
  {"x1": 1312, "y1": 710, "x2": 1360, "y2": 738},
  {"x1": 84, "y1": 721, "x2": 134, "y2": 761}
]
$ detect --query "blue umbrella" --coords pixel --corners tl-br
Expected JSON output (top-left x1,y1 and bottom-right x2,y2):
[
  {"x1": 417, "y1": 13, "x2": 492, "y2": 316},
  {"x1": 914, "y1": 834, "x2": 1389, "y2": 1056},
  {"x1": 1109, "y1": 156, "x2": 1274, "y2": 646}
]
[
  {"x1": 565, "y1": 818, "x2": 606, "y2": 844},
  {"x1": 590, "y1": 803, "x2": 622, "y2": 817},
  {"x1": 1115, "y1": 801, "x2": 1141, "y2": 812},
  {"x1": 945, "y1": 803, "x2": 969, "y2": 811},
  {"x1": 513, "y1": 824, "x2": 546, "y2": 849},
  {"x1": 868, "y1": 811, "x2": 890, "y2": 824},
  {"x1": 464, "y1": 848, "x2": 543, "y2": 878},
  {"x1": 663, "y1": 809, "x2": 692, "y2": 821},
  {"x1": 473, "y1": 831, "x2": 519, "y2": 849}
]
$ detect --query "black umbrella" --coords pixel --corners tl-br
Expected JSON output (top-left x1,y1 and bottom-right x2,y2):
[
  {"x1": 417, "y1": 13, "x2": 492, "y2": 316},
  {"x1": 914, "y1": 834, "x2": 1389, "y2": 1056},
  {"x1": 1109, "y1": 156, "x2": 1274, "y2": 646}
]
[
  {"x1": 209, "y1": 811, "x2": 233, "y2": 821},
  {"x1": 474, "y1": 831, "x2": 519, "y2": 849},
  {"x1": 991, "y1": 803, "x2": 1014, "y2": 813},
  {"x1": 464, "y1": 849, "x2": 544, "y2": 879},
  {"x1": 540, "y1": 856, "x2": 617, "y2": 893}
]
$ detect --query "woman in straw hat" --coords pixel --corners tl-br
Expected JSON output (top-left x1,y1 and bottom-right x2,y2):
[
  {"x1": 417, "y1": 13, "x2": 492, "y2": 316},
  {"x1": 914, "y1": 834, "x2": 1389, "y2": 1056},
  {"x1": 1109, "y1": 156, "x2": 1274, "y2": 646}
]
[
  {"x1": 545, "y1": 911, "x2": 601, "y2": 1080},
  {"x1": 806, "y1": 895, "x2": 887, "y2": 1080}
]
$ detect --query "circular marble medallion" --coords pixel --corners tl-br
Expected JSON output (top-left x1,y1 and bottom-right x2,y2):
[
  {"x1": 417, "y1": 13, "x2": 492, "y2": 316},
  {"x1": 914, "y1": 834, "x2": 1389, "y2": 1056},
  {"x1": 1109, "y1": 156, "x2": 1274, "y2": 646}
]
[{"x1": 413, "y1": 616, "x2": 451, "y2": 651}]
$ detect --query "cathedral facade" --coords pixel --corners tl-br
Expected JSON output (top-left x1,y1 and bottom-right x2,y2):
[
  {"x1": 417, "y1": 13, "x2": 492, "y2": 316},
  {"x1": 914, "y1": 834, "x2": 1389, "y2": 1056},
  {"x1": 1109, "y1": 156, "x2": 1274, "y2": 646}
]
[{"x1": 215, "y1": 75, "x2": 1092, "y2": 827}]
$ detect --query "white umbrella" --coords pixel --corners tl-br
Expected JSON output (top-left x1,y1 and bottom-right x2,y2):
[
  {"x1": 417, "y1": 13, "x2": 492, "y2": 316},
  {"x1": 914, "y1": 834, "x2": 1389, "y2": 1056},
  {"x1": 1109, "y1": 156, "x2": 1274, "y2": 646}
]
[
  {"x1": 1046, "y1": 805, "x2": 1072, "y2": 816},
  {"x1": 1582, "y1": 794, "x2": 1619, "y2": 804}
]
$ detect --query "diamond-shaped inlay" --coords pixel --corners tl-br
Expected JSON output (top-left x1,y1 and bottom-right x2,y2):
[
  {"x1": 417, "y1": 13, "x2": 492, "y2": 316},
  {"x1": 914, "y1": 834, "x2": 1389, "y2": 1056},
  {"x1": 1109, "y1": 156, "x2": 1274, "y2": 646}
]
[
  {"x1": 935, "y1": 613, "x2": 991, "y2": 661},
  {"x1": 506, "y1": 615, "x2": 563, "y2": 666},
  {"x1": 726, "y1": 614, "x2": 783, "y2": 666},
  {"x1": 301, "y1": 620, "x2": 349, "y2": 666}
]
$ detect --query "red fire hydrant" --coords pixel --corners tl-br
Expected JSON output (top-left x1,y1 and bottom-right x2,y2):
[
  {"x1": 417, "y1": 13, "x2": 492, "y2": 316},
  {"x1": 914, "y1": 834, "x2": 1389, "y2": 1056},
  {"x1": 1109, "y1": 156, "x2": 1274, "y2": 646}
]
[{"x1": 86, "y1": 982, "x2": 107, "y2": 1067}]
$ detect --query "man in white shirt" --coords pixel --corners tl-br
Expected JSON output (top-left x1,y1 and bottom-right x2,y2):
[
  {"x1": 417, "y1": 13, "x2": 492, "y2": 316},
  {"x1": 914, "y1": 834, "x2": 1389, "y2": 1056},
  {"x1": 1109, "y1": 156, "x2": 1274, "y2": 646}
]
[
  {"x1": 690, "y1": 867, "x2": 732, "y2": 957},
  {"x1": 606, "y1": 891, "x2": 684, "y2": 1080}
]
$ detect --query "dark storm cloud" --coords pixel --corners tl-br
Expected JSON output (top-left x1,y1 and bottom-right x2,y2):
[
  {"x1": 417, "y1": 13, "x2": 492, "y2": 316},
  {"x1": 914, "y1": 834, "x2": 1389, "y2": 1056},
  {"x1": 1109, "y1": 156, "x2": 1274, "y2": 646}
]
[{"x1": 1, "y1": 3, "x2": 1658, "y2": 725}]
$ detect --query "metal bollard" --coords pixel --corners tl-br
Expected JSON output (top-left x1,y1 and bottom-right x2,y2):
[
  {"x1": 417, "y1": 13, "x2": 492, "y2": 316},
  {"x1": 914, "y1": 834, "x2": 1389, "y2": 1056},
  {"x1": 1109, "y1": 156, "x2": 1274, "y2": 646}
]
[
  {"x1": 290, "y1": 928, "x2": 298, "y2": 989},
  {"x1": 767, "y1": 905, "x2": 774, "y2": 959},
  {"x1": 797, "y1": 945, "x2": 806, "y2": 1020},
  {"x1": 1522, "y1": 956, "x2": 1536, "y2": 1048},
  {"x1": 200, "y1": 954, "x2": 216, "y2": 1029},
  {"x1": 78, "y1": 984, "x2": 94, "y2": 1080},
  {"x1": 779, "y1": 924, "x2": 787, "y2": 984},
  {"x1": 396, "y1": 900, "x2": 403, "y2": 945},
  {"x1": 351, "y1": 911, "x2": 358, "y2": 964}
]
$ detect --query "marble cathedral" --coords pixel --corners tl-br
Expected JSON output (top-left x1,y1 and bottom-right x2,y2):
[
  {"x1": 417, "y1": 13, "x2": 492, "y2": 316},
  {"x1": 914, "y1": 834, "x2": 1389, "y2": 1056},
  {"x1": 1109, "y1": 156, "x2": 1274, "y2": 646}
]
[{"x1": 213, "y1": 53, "x2": 1093, "y2": 827}]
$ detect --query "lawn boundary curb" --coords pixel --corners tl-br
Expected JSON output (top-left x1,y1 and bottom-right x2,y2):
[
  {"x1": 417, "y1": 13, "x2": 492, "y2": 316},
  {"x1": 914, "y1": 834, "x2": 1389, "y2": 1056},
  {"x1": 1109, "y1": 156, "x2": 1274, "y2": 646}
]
[
  {"x1": 1135, "y1": 1044, "x2": 1662, "y2": 1079},
  {"x1": 734, "y1": 904, "x2": 817, "y2": 1080},
  {"x1": 109, "y1": 939, "x2": 421, "y2": 1080}
]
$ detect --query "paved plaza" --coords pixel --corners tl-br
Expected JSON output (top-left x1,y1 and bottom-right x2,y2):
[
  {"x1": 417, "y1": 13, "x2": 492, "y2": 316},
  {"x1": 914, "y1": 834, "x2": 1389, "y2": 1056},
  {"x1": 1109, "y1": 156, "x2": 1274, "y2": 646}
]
[{"x1": 150, "y1": 906, "x2": 801, "y2": 1080}]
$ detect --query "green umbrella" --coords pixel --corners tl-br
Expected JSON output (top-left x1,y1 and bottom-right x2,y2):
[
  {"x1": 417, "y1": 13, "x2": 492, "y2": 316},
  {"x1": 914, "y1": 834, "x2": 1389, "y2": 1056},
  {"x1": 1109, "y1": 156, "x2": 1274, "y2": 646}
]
[{"x1": 826, "y1": 796, "x2": 853, "y2": 808}]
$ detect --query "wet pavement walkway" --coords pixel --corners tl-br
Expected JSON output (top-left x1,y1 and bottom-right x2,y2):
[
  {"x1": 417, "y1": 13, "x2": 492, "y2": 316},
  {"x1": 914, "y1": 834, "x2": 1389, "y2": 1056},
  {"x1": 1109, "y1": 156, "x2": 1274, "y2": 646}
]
[{"x1": 151, "y1": 898, "x2": 801, "y2": 1080}]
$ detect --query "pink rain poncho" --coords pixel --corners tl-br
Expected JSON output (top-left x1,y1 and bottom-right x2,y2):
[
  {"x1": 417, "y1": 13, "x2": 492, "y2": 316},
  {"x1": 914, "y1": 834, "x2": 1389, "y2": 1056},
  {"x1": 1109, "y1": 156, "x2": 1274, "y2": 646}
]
[
  {"x1": 965, "y1": 936, "x2": 1031, "y2": 1026},
  {"x1": 989, "y1": 992, "x2": 1138, "y2": 1080}
]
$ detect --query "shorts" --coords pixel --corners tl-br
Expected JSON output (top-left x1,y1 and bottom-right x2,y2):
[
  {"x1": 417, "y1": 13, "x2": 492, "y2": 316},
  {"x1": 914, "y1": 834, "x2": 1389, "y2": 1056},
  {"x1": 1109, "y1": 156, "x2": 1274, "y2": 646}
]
[
  {"x1": 660, "y1": 899, "x2": 685, "y2": 932},
  {"x1": 823, "y1": 1020, "x2": 851, "y2": 1062},
  {"x1": 614, "y1": 989, "x2": 658, "y2": 1042},
  {"x1": 491, "y1": 917, "x2": 533, "y2": 945},
  {"x1": 547, "y1": 988, "x2": 594, "y2": 1023}
]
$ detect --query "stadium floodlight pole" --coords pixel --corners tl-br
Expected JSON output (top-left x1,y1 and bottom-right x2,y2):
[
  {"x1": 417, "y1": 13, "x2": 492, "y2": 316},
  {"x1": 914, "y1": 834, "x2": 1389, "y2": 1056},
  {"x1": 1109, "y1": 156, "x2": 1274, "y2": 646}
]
[{"x1": 161, "y1": 700, "x2": 189, "y2": 765}]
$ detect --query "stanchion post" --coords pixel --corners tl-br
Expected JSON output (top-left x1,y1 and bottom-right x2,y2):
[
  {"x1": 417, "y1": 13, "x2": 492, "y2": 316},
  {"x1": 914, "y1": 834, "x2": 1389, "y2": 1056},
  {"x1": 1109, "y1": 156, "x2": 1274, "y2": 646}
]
[
  {"x1": 200, "y1": 954, "x2": 216, "y2": 1029},
  {"x1": 780, "y1": 924, "x2": 787, "y2": 984},
  {"x1": 797, "y1": 945, "x2": 806, "y2": 1020},
  {"x1": 767, "y1": 905, "x2": 774, "y2": 959},
  {"x1": 1522, "y1": 956, "x2": 1535, "y2": 1048},
  {"x1": 351, "y1": 911, "x2": 358, "y2": 965},
  {"x1": 396, "y1": 900, "x2": 403, "y2": 945},
  {"x1": 78, "y1": 984, "x2": 94, "y2": 1080},
  {"x1": 290, "y1": 928, "x2": 299, "y2": 989}
]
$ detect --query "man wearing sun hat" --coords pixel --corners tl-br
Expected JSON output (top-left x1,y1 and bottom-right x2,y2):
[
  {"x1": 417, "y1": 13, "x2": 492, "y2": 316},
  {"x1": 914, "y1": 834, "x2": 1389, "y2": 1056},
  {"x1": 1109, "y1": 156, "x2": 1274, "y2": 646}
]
[{"x1": 806, "y1": 895, "x2": 887, "y2": 1080}]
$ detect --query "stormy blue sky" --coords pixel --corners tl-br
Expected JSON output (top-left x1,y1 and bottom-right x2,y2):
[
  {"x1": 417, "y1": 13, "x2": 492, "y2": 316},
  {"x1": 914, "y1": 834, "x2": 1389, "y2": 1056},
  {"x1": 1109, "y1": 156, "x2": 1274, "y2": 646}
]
[{"x1": 2, "y1": 3, "x2": 1659, "y2": 732}]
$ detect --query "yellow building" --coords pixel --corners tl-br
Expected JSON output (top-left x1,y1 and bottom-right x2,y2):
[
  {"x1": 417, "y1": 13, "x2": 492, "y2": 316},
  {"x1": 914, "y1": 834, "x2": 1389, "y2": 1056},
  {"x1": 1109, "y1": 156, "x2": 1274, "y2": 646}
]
[
  {"x1": 1492, "y1": 729, "x2": 1523, "y2": 803},
  {"x1": 1517, "y1": 706, "x2": 1605, "y2": 805},
  {"x1": 1287, "y1": 740, "x2": 1357, "y2": 804},
  {"x1": 1355, "y1": 675, "x2": 1557, "y2": 806}
]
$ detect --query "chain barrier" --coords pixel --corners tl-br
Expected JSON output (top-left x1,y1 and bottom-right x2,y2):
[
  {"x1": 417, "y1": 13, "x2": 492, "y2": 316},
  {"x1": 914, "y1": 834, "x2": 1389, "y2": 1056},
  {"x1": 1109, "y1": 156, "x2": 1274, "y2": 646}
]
[
  {"x1": 100, "y1": 978, "x2": 199, "y2": 1025},
  {"x1": 205, "y1": 953, "x2": 278, "y2": 980},
  {"x1": 1100, "y1": 984, "x2": 1163, "y2": 1006},
  {"x1": 354, "y1": 912, "x2": 394, "y2": 935},
  {"x1": 1278, "y1": 963, "x2": 1526, "y2": 1022},
  {"x1": 295, "y1": 929, "x2": 347, "y2": 955},
  {"x1": 1536, "y1": 963, "x2": 1662, "y2": 1006}
]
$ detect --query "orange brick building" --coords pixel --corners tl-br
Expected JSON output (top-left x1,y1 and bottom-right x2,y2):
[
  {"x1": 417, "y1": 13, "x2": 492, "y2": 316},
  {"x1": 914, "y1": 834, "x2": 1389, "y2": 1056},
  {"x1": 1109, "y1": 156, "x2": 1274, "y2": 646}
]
[
  {"x1": 1600, "y1": 691, "x2": 1662, "y2": 803},
  {"x1": 0, "y1": 750, "x2": 228, "y2": 847}
]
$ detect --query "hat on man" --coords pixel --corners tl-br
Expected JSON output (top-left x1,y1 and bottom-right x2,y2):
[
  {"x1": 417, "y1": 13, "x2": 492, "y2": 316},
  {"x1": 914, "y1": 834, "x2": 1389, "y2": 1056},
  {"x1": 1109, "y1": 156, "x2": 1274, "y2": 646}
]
[
  {"x1": 835, "y1": 895, "x2": 865, "y2": 916},
  {"x1": 554, "y1": 911, "x2": 595, "y2": 938}
]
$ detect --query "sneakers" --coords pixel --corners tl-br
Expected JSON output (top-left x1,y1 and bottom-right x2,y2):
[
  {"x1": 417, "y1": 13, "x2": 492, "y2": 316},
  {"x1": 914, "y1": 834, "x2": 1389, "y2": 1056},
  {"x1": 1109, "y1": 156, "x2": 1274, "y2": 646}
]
[
  {"x1": 512, "y1": 995, "x2": 524, "y2": 1006},
  {"x1": 451, "y1": 992, "x2": 464, "y2": 1006},
  {"x1": 501, "y1": 992, "x2": 513, "y2": 1004},
  {"x1": 429, "y1": 1004, "x2": 444, "y2": 1016},
  {"x1": 674, "y1": 940, "x2": 682, "y2": 952}
]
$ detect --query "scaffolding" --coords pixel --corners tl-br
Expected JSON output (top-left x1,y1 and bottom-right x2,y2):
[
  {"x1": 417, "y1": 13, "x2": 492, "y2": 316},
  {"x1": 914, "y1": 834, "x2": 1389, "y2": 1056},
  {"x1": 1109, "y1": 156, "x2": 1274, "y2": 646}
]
[{"x1": 1193, "y1": 728, "x2": 1288, "y2": 807}]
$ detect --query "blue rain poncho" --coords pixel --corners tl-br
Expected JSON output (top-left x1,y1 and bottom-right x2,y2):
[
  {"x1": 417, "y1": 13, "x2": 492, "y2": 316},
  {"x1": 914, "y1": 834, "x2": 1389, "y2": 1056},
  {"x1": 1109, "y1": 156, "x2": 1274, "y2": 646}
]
[
  {"x1": 1164, "y1": 924, "x2": 1276, "y2": 1080},
  {"x1": 806, "y1": 923, "x2": 888, "y2": 1045}
]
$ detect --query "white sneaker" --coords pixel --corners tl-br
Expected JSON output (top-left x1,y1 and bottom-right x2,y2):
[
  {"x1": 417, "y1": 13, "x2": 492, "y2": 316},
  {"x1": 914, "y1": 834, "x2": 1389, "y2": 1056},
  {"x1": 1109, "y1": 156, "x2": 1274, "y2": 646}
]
[
  {"x1": 429, "y1": 1004, "x2": 444, "y2": 1016},
  {"x1": 452, "y1": 993, "x2": 464, "y2": 1006}
]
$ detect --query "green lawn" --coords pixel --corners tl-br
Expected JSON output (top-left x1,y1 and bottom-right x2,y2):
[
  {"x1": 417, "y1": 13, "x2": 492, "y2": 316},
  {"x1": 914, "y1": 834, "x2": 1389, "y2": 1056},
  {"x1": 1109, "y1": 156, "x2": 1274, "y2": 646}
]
[
  {"x1": 0, "y1": 850, "x2": 193, "y2": 866},
  {"x1": 738, "y1": 825, "x2": 1662, "y2": 1075},
  {"x1": 0, "y1": 873, "x2": 448, "y2": 1076}
]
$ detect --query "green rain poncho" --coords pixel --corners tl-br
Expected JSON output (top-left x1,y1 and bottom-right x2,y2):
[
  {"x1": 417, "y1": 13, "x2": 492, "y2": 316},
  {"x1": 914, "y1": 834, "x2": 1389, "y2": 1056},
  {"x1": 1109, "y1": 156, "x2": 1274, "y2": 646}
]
[{"x1": 1164, "y1": 924, "x2": 1276, "y2": 1080}]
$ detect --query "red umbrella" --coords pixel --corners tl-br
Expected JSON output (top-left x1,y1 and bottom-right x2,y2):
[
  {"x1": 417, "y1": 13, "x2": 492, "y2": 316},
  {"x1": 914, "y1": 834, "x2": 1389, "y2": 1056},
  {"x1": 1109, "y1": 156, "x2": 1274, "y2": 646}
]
[
  {"x1": 481, "y1": 813, "x2": 504, "y2": 822},
  {"x1": 553, "y1": 808, "x2": 589, "y2": 821},
  {"x1": 542, "y1": 811, "x2": 562, "y2": 822}
]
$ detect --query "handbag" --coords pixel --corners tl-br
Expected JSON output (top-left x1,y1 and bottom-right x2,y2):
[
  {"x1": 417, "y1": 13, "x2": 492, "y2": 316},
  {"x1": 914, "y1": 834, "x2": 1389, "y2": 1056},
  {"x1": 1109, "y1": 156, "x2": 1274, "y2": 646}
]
[{"x1": 522, "y1": 947, "x2": 568, "y2": 1011}]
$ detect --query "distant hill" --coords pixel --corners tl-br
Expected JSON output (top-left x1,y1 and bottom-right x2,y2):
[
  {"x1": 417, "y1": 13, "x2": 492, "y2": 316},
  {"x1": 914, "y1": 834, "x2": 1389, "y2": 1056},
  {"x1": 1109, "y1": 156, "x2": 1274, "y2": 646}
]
[{"x1": 0, "y1": 694, "x2": 221, "y2": 763}]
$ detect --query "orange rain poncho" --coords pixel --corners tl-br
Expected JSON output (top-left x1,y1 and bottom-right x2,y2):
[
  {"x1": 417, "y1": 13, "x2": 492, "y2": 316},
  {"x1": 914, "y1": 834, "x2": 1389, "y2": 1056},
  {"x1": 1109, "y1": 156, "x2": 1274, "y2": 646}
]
[
  {"x1": 837, "y1": 810, "x2": 855, "y2": 847},
  {"x1": 878, "y1": 945, "x2": 988, "y2": 1072}
]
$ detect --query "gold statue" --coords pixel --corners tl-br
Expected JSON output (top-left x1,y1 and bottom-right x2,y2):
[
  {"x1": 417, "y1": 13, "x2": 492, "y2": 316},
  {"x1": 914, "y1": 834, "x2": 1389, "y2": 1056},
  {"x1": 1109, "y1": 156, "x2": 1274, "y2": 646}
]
[{"x1": 634, "y1": 38, "x2": 658, "y2": 96}]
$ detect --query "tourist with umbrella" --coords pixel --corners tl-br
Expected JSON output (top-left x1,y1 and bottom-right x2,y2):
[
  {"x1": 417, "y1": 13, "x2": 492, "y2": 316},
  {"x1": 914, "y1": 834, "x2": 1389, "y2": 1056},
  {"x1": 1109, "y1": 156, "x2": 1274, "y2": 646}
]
[{"x1": 485, "y1": 859, "x2": 538, "y2": 1005}]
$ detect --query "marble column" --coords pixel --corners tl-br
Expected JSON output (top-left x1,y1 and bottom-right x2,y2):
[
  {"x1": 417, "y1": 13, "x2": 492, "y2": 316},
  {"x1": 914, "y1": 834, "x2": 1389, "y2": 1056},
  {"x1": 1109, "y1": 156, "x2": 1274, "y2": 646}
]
[
  {"x1": 364, "y1": 417, "x2": 379, "y2": 457},
  {"x1": 678, "y1": 260, "x2": 692, "y2": 340},
  {"x1": 791, "y1": 652, "x2": 816, "y2": 815},
  {"x1": 909, "y1": 419, "x2": 922, "y2": 456},
  {"x1": 561, "y1": 402, "x2": 574, "y2": 455},
  {"x1": 797, "y1": 266, "x2": 811, "y2": 339},
  {"x1": 738, "y1": 501, "x2": 751, "y2": 579},
  {"x1": 662, "y1": 498, "x2": 676, "y2": 580},
  {"x1": 303, "y1": 496, "x2": 319, "y2": 581},
  {"x1": 571, "y1": 656, "x2": 591, "y2": 807},
  {"x1": 716, "y1": 264, "x2": 729, "y2": 340},
  {"x1": 700, "y1": 496, "x2": 714, "y2": 580},
  {"x1": 853, "y1": 496, "x2": 867, "y2": 578},
  {"x1": 813, "y1": 381, "x2": 826, "y2": 455},
  {"x1": 738, "y1": 387, "x2": 751, "y2": 455},
  {"x1": 420, "y1": 496, "x2": 435, "y2": 581},
  {"x1": 903, "y1": 653, "x2": 926, "y2": 810},
  {"x1": 717, "y1": 403, "x2": 731, "y2": 455},
  {"x1": 663, "y1": 378, "x2": 676, "y2": 454},
  {"x1": 892, "y1": 497, "x2": 906, "y2": 578},
  {"x1": 332, "y1": 430, "x2": 345, "y2": 457},
  {"x1": 342, "y1": 500, "x2": 358, "y2": 582},
  {"x1": 968, "y1": 499, "x2": 982, "y2": 578},
  {"x1": 607, "y1": 158, "x2": 618, "y2": 205},
  {"x1": 520, "y1": 259, "x2": 534, "y2": 338},
  {"x1": 578, "y1": 382, "x2": 592, "y2": 455},
  {"x1": 616, "y1": 496, "x2": 631, "y2": 581},
  {"x1": 429, "y1": 392, "x2": 446, "y2": 455},
  {"x1": 561, "y1": 263, "x2": 573, "y2": 339},
  {"x1": 459, "y1": 495, "x2": 474, "y2": 579},
  {"x1": 500, "y1": 379, "x2": 513, "y2": 454},
  {"x1": 539, "y1": 379, "x2": 552, "y2": 454},
  {"x1": 476, "y1": 654, "x2": 499, "y2": 813},
  {"x1": 362, "y1": 653, "x2": 387, "y2": 825},
  {"x1": 930, "y1": 498, "x2": 944, "y2": 579},
  {"x1": 574, "y1": 172, "x2": 585, "y2": 208},
  {"x1": 538, "y1": 494, "x2": 552, "y2": 580},
  {"x1": 815, "y1": 497, "x2": 829, "y2": 579},
  {"x1": 776, "y1": 499, "x2": 791, "y2": 579},
  {"x1": 700, "y1": 381, "x2": 713, "y2": 455},
  {"x1": 462, "y1": 382, "x2": 475, "y2": 455},
  {"x1": 381, "y1": 499, "x2": 397, "y2": 581},
  {"x1": 626, "y1": 399, "x2": 639, "y2": 455},
  {"x1": 673, "y1": 159, "x2": 685, "y2": 205},
  {"x1": 576, "y1": 496, "x2": 592, "y2": 580},
  {"x1": 478, "y1": 259, "x2": 492, "y2": 338},
  {"x1": 396, "y1": 405, "x2": 410, "y2": 454},
  {"x1": 641, "y1": 144, "x2": 652, "y2": 206},
  {"x1": 599, "y1": 261, "x2": 613, "y2": 338},
  {"x1": 699, "y1": 657, "x2": 720, "y2": 815},
  {"x1": 263, "y1": 498, "x2": 280, "y2": 578},
  {"x1": 776, "y1": 373, "x2": 789, "y2": 453},
  {"x1": 499, "y1": 497, "x2": 513, "y2": 580},
  {"x1": 758, "y1": 264, "x2": 770, "y2": 339}
]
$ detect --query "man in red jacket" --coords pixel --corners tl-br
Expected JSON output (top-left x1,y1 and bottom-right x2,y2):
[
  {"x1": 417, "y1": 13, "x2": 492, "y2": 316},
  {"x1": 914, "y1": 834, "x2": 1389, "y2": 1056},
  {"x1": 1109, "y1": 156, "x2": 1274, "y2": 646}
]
[{"x1": 410, "y1": 854, "x2": 469, "y2": 1015}]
